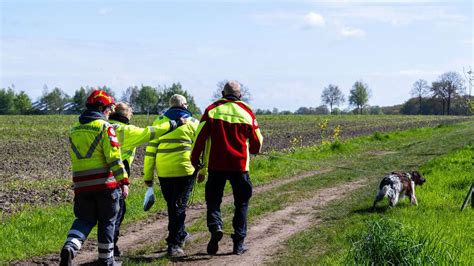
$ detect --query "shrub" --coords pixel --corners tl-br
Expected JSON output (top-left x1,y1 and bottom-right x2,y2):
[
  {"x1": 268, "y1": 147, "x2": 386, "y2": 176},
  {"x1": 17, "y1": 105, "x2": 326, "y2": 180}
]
[
  {"x1": 346, "y1": 218, "x2": 458, "y2": 265},
  {"x1": 372, "y1": 131, "x2": 390, "y2": 141}
]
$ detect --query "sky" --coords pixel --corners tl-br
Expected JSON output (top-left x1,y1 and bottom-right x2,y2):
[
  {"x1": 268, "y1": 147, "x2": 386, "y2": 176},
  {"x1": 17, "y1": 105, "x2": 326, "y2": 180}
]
[{"x1": 1, "y1": 0, "x2": 473, "y2": 112}]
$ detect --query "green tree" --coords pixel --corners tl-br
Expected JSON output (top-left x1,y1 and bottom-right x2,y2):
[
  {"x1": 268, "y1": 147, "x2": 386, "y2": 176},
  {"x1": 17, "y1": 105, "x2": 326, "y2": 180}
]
[
  {"x1": 212, "y1": 80, "x2": 251, "y2": 103},
  {"x1": 0, "y1": 88, "x2": 16, "y2": 114},
  {"x1": 137, "y1": 85, "x2": 159, "y2": 116},
  {"x1": 72, "y1": 87, "x2": 87, "y2": 113},
  {"x1": 321, "y1": 84, "x2": 345, "y2": 114},
  {"x1": 13, "y1": 91, "x2": 32, "y2": 114},
  {"x1": 349, "y1": 80, "x2": 370, "y2": 114},
  {"x1": 40, "y1": 87, "x2": 70, "y2": 114},
  {"x1": 157, "y1": 83, "x2": 201, "y2": 115}
]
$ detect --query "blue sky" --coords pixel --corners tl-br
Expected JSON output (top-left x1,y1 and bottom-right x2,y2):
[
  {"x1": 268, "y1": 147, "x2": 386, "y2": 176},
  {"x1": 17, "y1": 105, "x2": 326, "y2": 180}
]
[{"x1": 1, "y1": 0, "x2": 472, "y2": 111}]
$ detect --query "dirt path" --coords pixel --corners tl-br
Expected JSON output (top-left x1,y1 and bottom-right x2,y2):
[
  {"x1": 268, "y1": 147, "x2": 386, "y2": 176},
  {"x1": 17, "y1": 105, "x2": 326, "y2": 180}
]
[
  {"x1": 173, "y1": 178, "x2": 368, "y2": 265},
  {"x1": 28, "y1": 169, "x2": 330, "y2": 265}
]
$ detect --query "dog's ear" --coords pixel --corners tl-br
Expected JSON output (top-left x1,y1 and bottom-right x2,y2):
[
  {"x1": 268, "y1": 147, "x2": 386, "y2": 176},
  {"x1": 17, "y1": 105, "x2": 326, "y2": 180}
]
[{"x1": 411, "y1": 171, "x2": 420, "y2": 179}]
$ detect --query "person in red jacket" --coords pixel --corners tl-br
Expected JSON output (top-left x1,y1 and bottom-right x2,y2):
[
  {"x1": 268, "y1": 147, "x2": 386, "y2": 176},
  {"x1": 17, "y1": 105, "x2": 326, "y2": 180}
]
[{"x1": 191, "y1": 80, "x2": 263, "y2": 255}]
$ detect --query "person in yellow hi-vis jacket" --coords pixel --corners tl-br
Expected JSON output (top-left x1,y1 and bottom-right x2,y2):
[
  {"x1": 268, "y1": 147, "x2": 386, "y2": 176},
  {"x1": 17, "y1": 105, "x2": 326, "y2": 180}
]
[
  {"x1": 108, "y1": 102, "x2": 185, "y2": 257},
  {"x1": 143, "y1": 94, "x2": 199, "y2": 257},
  {"x1": 60, "y1": 90, "x2": 128, "y2": 266}
]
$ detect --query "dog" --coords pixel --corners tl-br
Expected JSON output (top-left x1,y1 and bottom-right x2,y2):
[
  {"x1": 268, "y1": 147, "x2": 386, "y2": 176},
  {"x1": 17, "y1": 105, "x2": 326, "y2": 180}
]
[{"x1": 372, "y1": 171, "x2": 426, "y2": 209}]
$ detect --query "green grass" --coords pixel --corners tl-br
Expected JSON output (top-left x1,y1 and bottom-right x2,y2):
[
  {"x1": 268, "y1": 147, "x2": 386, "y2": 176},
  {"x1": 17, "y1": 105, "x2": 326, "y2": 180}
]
[
  {"x1": 1, "y1": 118, "x2": 473, "y2": 263},
  {"x1": 274, "y1": 144, "x2": 474, "y2": 265}
]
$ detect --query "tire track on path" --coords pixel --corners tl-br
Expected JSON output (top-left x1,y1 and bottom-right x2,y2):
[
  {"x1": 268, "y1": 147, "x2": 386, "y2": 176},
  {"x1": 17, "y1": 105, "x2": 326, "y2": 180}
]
[
  {"x1": 29, "y1": 169, "x2": 330, "y2": 265},
  {"x1": 175, "y1": 178, "x2": 368, "y2": 265}
]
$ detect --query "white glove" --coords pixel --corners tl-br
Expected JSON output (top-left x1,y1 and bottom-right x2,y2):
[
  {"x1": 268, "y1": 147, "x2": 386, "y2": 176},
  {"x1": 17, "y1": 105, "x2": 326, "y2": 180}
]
[{"x1": 143, "y1": 186, "x2": 156, "y2": 211}]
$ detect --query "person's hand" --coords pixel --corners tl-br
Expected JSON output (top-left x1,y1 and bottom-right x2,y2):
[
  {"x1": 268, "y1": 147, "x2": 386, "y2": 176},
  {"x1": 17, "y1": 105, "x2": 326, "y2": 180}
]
[
  {"x1": 121, "y1": 185, "x2": 129, "y2": 198},
  {"x1": 197, "y1": 174, "x2": 206, "y2": 183},
  {"x1": 145, "y1": 180, "x2": 153, "y2": 187},
  {"x1": 178, "y1": 117, "x2": 188, "y2": 126}
]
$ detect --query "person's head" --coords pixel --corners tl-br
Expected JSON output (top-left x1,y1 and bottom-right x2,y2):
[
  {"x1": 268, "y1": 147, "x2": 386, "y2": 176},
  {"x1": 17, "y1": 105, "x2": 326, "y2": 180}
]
[
  {"x1": 114, "y1": 102, "x2": 133, "y2": 120},
  {"x1": 169, "y1": 94, "x2": 188, "y2": 109},
  {"x1": 222, "y1": 80, "x2": 241, "y2": 99},
  {"x1": 86, "y1": 89, "x2": 116, "y2": 119}
]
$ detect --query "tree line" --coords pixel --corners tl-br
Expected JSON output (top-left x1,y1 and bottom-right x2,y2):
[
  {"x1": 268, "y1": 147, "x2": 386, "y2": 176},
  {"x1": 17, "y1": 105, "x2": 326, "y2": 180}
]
[
  {"x1": 0, "y1": 83, "x2": 202, "y2": 115},
  {"x1": 402, "y1": 71, "x2": 470, "y2": 115},
  {"x1": 255, "y1": 71, "x2": 471, "y2": 116},
  {"x1": 1, "y1": 71, "x2": 471, "y2": 115}
]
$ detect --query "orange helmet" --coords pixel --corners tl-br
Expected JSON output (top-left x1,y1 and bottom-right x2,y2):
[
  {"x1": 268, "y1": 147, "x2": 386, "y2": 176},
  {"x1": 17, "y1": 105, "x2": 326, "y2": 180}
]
[{"x1": 86, "y1": 89, "x2": 115, "y2": 107}]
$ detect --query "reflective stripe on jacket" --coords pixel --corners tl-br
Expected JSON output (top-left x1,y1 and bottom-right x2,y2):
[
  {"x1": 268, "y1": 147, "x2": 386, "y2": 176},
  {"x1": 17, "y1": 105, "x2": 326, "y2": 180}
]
[
  {"x1": 69, "y1": 119, "x2": 129, "y2": 194},
  {"x1": 144, "y1": 116, "x2": 199, "y2": 179},
  {"x1": 190, "y1": 98, "x2": 263, "y2": 176},
  {"x1": 109, "y1": 120, "x2": 172, "y2": 167}
]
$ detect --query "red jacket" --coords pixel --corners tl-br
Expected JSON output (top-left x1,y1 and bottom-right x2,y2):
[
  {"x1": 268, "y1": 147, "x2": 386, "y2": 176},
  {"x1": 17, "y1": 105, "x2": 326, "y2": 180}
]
[{"x1": 191, "y1": 97, "x2": 263, "y2": 174}]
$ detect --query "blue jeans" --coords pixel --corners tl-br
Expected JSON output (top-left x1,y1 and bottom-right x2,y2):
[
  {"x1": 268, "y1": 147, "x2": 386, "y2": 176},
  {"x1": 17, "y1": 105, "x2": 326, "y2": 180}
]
[
  {"x1": 63, "y1": 188, "x2": 120, "y2": 265},
  {"x1": 114, "y1": 159, "x2": 129, "y2": 249},
  {"x1": 159, "y1": 175, "x2": 194, "y2": 246},
  {"x1": 205, "y1": 171, "x2": 253, "y2": 240}
]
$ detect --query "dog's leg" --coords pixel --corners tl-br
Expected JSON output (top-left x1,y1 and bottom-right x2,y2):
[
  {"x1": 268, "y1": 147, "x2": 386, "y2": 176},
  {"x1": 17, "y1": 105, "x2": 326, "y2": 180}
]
[
  {"x1": 390, "y1": 192, "x2": 400, "y2": 207},
  {"x1": 410, "y1": 182, "x2": 418, "y2": 205}
]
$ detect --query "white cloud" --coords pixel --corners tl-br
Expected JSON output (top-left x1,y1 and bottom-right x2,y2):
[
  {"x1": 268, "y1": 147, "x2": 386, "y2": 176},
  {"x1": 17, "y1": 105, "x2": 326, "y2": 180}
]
[
  {"x1": 251, "y1": 11, "x2": 326, "y2": 30},
  {"x1": 304, "y1": 12, "x2": 325, "y2": 28},
  {"x1": 340, "y1": 26, "x2": 366, "y2": 37}
]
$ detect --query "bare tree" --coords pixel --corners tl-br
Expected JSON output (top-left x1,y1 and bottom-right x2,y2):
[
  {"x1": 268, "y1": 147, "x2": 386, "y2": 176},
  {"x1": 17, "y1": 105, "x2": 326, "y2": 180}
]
[
  {"x1": 212, "y1": 80, "x2": 251, "y2": 103},
  {"x1": 431, "y1": 72, "x2": 465, "y2": 115},
  {"x1": 321, "y1": 84, "x2": 345, "y2": 114},
  {"x1": 411, "y1": 79, "x2": 429, "y2": 115}
]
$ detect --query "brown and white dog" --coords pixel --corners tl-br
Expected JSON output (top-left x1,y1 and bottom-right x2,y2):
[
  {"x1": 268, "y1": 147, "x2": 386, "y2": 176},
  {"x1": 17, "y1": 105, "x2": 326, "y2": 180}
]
[{"x1": 372, "y1": 171, "x2": 426, "y2": 209}]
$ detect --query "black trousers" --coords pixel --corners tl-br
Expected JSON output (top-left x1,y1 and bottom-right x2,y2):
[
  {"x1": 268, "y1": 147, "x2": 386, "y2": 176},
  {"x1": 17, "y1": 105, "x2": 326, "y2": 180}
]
[
  {"x1": 205, "y1": 171, "x2": 253, "y2": 240},
  {"x1": 159, "y1": 175, "x2": 194, "y2": 245}
]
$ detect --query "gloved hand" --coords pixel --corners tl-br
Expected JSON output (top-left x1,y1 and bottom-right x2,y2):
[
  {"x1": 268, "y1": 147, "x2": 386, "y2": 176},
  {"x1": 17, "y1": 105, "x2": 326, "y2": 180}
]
[{"x1": 143, "y1": 186, "x2": 156, "y2": 211}]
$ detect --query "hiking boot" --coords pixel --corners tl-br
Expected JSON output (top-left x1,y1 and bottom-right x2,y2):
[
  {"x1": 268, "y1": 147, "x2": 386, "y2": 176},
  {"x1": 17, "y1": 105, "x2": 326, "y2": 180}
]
[
  {"x1": 206, "y1": 229, "x2": 223, "y2": 255},
  {"x1": 178, "y1": 232, "x2": 191, "y2": 248},
  {"x1": 167, "y1": 245, "x2": 185, "y2": 257},
  {"x1": 114, "y1": 245, "x2": 121, "y2": 257},
  {"x1": 59, "y1": 247, "x2": 74, "y2": 266},
  {"x1": 231, "y1": 234, "x2": 248, "y2": 255},
  {"x1": 233, "y1": 240, "x2": 248, "y2": 255}
]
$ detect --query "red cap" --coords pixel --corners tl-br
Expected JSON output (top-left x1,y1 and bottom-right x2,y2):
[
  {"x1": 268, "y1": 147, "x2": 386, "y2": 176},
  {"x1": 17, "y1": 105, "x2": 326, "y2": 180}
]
[{"x1": 86, "y1": 90, "x2": 115, "y2": 107}]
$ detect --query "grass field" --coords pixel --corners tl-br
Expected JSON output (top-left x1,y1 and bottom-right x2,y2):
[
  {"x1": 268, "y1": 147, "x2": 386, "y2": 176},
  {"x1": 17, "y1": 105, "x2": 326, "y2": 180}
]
[
  {"x1": 0, "y1": 114, "x2": 473, "y2": 263},
  {"x1": 273, "y1": 142, "x2": 474, "y2": 265}
]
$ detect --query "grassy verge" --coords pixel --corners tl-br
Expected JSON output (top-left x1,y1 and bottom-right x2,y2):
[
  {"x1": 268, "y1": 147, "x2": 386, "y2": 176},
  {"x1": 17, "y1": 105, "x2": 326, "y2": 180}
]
[
  {"x1": 122, "y1": 121, "x2": 474, "y2": 264},
  {"x1": 274, "y1": 144, "x2": 474, "y2": 265}
]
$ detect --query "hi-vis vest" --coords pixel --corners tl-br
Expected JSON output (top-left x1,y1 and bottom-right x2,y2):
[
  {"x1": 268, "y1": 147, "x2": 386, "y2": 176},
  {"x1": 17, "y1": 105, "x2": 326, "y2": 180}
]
[
  {"x1": 144, "y1": 116, "x2": 199, "y2": 179},
  {"x1": 109, "y1": 120, "x2": 172, "y2": 167},
  {"x1": 69, "y1": 119, "x2": 128, "y2": 194},
  {"x1": 190, "y1": 98, "x2": 263, "y2": 176}
]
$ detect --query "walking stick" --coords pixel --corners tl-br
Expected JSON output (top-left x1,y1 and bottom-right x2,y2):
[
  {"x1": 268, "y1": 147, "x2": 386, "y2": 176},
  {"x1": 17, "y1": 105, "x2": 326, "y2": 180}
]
[{"x1": 461, "y1": 181, "x2": 474, "y2": 211}]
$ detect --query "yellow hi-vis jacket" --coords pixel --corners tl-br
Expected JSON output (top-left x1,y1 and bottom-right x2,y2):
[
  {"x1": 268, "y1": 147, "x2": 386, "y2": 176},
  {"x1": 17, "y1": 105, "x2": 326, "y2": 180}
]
[
  {"x1": 109, "y1": 120, "x2": 174, "y2": 167},
  {"x1": 69, "y1": 119, "x2": 128, "y2": 194},
  {"x1": 143, "y1": 116, "x2": 199, "y2": 180}
]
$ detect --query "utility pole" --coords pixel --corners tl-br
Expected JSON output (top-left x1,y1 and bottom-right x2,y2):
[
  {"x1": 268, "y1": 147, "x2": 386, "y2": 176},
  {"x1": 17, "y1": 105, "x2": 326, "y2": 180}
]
[{"x1": 463, "y1": 66, "x2": 473, "y2": 113}]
